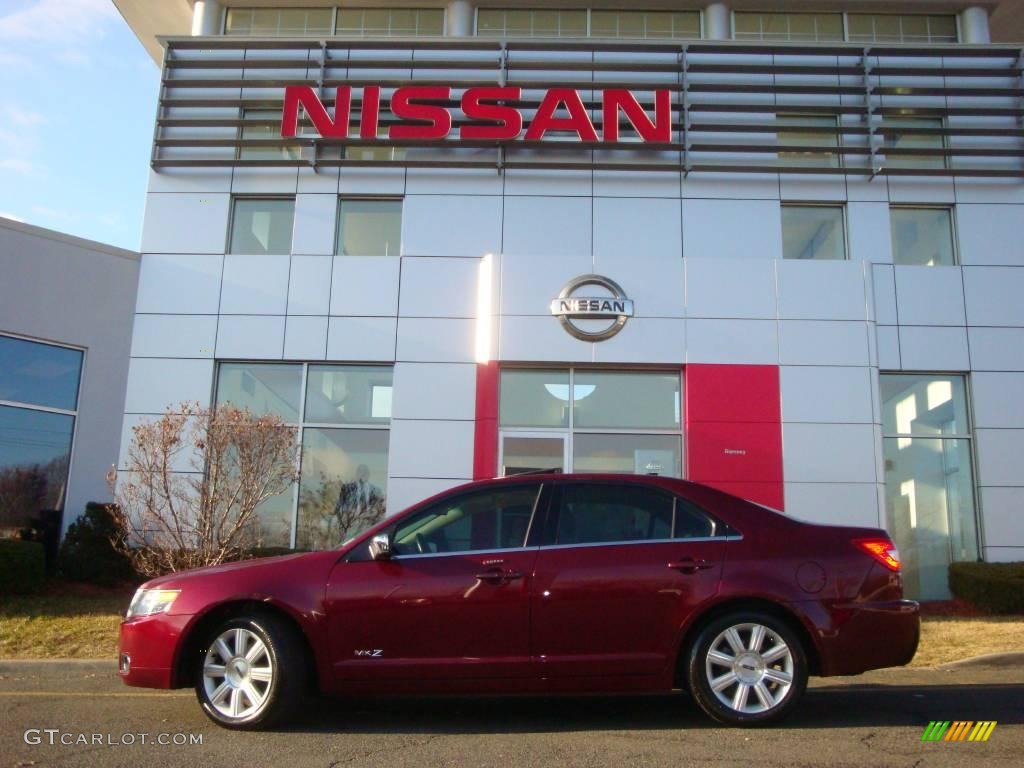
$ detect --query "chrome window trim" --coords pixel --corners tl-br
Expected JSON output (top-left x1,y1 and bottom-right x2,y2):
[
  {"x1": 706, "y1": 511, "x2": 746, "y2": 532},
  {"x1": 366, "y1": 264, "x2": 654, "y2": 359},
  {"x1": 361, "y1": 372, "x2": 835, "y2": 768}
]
[
  {"x1": 392, "y1": 545, "x2": 540, "y2": 561},
  {"x1": 390, "y1": 534, "x2": 743, "y2": 560},
  {"x1": 536, "y1": 534, "x2": 741, "y2": 552}
]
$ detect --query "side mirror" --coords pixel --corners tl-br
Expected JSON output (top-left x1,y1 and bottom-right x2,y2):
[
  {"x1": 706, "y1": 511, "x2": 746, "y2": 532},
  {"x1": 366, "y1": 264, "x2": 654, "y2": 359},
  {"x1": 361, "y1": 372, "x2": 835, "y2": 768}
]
[{"x1": 369, "y1": 533, "x2": 392, "y2": 561}]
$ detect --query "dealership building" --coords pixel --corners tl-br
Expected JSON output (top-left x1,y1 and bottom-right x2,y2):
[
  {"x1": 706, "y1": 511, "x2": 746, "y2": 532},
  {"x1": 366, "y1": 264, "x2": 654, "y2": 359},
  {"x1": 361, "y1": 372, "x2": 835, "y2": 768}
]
[{"x1": 108, "y1": 0, "x2": 1024, "y2": 599}]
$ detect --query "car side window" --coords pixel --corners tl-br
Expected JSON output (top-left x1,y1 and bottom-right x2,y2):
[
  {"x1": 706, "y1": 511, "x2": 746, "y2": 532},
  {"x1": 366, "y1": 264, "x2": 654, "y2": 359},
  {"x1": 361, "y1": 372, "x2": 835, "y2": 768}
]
[
  {"x1": 391, "y1": 484, "x2": 540, "y2": 556},
  {"x1": 553, "y1": 484, "x2": 674, "y2": 546},
  {"x1": 674, "y1": 498, "x2": 717, "y2": 539}
]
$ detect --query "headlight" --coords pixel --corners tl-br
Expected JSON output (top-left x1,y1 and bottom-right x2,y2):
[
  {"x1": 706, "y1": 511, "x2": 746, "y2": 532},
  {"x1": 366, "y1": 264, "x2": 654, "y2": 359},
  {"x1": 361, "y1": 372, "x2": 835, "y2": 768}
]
[{"x1": 126, "y1": 588, "x2": 180, "y2": 619}]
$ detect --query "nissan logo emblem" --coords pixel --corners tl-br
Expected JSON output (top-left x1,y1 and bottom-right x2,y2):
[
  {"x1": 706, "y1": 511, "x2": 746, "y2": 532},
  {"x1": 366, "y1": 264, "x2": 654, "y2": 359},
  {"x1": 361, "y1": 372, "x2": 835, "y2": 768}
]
[{"x1": 549, "y1": 274, "x2": 634, "y2": 342}]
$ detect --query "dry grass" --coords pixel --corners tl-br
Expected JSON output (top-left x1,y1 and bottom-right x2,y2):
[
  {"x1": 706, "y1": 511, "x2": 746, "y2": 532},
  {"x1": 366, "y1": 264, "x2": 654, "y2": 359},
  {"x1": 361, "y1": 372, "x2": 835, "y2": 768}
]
[
  {"x1": 0, "y1": 592, "x2": 130, "y2": 660},
  {"x1": 910, "y1": 616, "x2": 1024, "y2": 667},
  {"x1": 2, "y1": 591, "x2": 1023, "y2": 665}
]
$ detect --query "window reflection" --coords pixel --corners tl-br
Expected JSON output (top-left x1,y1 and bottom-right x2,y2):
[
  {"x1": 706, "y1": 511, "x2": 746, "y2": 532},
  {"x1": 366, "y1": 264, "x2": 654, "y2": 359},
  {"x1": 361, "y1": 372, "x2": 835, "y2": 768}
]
[
  {"x1": 574, "y1": 433, "x2": 681, "y2": 478},
  {"x1": 881, "y1": 374, "x2": 977, "y2": 600},
  {"x1": 0, "y1": 406, "x2": 75, "y2": 532},
  {"x1": 296, "y1": 429, "x2": 390, "y2": 550},
  {"x1": 216, "y1": 363, "x2": 302, "y2": 422},
  {"x1": 573, "y1": 371, "x2": 680, "y2": 430},
  {"x1": 229, "y1": 198, "x2": 295, "y2": 256},
  {"x1": 0, "y1": 335, "x2": 82, "y2": 533},
  {"x1": 216, "y1": 363, "x2": 392, "y2": 549},
  {"x1": 305, "y1": 366, "x2": 393, "y2": 424},
  {"x1": 782, "y1": 205, "x2": 847, "y2": 260},
  {"x1": 890, "y1": 207, "x2": 955, "y2": 266},
  {"x1": 0, "y1": 335, "x2": 82, "y2": 411},
  {"x1": 336, "y1": 199, "x2": 402, "y2": 256}
]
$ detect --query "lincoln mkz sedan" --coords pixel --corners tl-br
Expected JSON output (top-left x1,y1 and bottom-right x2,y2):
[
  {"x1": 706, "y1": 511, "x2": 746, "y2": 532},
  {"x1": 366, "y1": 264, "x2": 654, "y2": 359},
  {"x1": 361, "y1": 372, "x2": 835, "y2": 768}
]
[{"x1": 119, "y1": 474, "x2": 920, "y2": 728}]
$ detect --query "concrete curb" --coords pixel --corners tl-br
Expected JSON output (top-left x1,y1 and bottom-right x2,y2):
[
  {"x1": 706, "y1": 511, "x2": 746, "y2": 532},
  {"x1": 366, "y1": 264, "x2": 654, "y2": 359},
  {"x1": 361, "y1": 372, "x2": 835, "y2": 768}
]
[{"x1": 936, "y1": 652, "x2": 1024, "y2": 670}]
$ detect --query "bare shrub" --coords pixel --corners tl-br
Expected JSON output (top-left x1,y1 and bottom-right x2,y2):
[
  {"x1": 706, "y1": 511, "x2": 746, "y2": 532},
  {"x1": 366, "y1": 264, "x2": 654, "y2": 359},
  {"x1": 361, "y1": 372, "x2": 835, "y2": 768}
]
[{"x1": 113, "y1": 402, "x2": 298, "y2": 576}]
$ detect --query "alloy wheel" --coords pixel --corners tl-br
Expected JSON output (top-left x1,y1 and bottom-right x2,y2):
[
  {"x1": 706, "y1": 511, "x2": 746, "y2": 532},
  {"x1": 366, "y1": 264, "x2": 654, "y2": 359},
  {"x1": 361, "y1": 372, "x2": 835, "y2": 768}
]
[
  {"x1": 704, "y1": 622, "x2": 794, "y2": 715},
  {"x1": 202, "y1": 627, "x2": 275, "y2": 720}
]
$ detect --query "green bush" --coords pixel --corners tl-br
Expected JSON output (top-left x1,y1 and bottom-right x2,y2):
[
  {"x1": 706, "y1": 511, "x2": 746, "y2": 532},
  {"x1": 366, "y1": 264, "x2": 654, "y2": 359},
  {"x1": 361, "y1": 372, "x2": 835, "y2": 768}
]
[
  {"x1": 0, "y1": 539, "x2": 46, "y2": 594},
  {"x1": 949, "y1": 562, "x2": 1024, "y2": 614},
  {"x1": 58, "y1": 503, "x2": 136, "y2": 586}
]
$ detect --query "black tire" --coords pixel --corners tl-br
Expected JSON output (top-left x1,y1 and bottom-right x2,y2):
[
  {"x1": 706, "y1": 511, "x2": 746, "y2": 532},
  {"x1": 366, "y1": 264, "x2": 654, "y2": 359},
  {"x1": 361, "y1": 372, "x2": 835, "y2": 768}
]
[
  {"x1": 687, "y1": 611, "x2": 808, "y2": 727},
  {"x1": 194, "y1": 613, "x2": 307, "y2": 730}
]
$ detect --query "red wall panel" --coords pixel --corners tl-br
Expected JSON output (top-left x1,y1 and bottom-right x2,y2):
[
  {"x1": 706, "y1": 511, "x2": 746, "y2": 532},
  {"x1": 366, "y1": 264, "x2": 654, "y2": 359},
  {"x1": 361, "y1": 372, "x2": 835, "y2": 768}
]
[
  {"x1": 685, "y1": 364, "x2": 784, "y2": 510},
  {"x1": 473, "y1": 361, "x2": 499, "y2": 479}
]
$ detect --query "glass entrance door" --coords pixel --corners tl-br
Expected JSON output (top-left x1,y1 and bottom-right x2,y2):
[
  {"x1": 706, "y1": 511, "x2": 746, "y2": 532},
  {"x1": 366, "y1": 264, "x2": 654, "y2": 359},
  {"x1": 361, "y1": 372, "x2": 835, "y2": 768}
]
[
  {"x1": 498, "y1": 368, "x2": 683, "y2": 479},
  {"x1": 500, "y1": 433, "x2": 567, "y2": 476}
]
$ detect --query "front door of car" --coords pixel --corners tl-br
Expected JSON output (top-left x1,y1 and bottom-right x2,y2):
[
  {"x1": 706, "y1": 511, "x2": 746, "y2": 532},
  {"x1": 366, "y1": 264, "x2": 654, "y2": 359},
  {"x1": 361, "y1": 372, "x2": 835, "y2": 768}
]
[
  {"x1": 324, "y1": 483, "x2": 545, "y2": 691},
  {"x1": 530, "y1": 481, "x2": 725, "y2": 689}
]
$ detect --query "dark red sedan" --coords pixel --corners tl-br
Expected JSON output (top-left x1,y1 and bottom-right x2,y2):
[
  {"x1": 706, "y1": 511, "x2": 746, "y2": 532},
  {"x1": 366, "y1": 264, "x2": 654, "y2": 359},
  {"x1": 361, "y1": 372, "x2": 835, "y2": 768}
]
[{"x1": 118, "y1": 474, "x2": 919, "y2": 728}]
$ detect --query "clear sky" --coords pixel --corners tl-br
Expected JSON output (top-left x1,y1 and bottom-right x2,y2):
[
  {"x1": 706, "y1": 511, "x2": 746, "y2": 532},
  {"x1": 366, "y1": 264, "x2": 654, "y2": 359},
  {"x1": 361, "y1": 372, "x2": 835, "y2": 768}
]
[{"x1": 0, "y1": 0, "x2": 159, "y2": 251}]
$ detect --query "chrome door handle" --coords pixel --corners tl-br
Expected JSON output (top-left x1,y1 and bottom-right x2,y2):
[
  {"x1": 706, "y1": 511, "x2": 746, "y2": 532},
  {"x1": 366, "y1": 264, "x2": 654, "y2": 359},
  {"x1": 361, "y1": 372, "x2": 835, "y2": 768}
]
[
  {"x1": 668, "y1": 558, "x2": 713, "y2": 574},
  {"x1": 475, "y1": 569, "x2": 523, "y2": 583}
]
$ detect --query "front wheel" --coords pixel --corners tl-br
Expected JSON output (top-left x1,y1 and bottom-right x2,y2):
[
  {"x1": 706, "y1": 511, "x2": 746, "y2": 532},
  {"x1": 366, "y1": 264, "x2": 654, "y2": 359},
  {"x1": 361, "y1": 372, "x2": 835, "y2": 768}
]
[
  {"x1": 687, "y1": 612, "x2": 808, "y2": 727},
  {"x1": 195, "y1": 614, "x2": 306, "y2": 729}
]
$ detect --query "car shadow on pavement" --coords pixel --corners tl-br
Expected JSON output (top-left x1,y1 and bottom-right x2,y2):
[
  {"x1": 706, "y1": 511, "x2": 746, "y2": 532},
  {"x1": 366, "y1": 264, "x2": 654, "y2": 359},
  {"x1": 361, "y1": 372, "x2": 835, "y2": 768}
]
[{"x1": 285, "y1": 682, "x2": 1024, "y2": 734}]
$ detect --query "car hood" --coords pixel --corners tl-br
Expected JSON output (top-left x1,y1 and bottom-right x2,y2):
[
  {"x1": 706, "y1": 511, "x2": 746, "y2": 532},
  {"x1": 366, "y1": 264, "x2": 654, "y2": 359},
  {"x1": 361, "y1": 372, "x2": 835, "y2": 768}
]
[{"x1": 141, "y1": 553, "x2": 312, "y2": 589}]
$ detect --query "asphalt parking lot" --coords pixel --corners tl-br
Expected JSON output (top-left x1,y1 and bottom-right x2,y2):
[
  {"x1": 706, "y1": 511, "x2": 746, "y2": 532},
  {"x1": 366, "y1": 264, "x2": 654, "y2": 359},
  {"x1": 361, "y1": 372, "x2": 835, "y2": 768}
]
[{"x1": 2, "y1": 660, "x2": 1021, "y2": 768}]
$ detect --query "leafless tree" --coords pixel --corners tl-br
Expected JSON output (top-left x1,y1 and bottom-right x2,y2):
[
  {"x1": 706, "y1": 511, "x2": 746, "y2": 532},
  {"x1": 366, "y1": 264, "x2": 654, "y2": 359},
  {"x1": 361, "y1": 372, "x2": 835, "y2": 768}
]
[{"x1": 112, "y1": 401, "x2": 298, "y2": 576}]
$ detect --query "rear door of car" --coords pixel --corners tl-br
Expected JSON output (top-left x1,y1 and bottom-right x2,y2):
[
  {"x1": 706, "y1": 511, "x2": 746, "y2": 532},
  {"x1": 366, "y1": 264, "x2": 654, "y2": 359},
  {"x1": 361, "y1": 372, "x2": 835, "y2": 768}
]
[{"x1": 530, "y1": 480, "x2": 725, "y2": 689}]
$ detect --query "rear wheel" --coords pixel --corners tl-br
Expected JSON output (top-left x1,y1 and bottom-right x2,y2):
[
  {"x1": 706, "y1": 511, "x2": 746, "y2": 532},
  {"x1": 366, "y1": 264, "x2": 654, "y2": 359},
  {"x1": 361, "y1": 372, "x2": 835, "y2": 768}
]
[
  {"x1": 195, "y1": 614, "x2": 306, "y2": 729},
  {"x1": 687, "y1": 611, "x2": 808, "y2": 727}
]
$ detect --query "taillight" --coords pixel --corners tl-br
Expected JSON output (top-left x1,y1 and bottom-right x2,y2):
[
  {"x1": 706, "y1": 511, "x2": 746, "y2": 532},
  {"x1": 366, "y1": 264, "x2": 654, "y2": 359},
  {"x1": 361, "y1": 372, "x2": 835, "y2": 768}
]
[{"x1": 853, "y1": 538, "x2": 901, "y2": 572}]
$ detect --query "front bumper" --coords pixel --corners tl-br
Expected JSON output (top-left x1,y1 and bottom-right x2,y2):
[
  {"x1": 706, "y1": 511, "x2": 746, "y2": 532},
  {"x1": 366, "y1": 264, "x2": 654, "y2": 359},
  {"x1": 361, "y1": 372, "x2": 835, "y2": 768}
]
[
  {"x1": 118, "y1": 612, "x2": 192, "y2": 689},
  {"x1": 812, "y1": 599, "x2": 921, "y2": 676}
]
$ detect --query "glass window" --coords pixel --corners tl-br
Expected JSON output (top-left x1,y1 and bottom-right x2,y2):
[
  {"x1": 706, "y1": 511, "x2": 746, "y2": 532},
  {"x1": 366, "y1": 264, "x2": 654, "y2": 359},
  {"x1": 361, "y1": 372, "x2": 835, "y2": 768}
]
[
  {"x1": 216, "y1": 362, "x2": 393, "y2": 549},
  {"x1": 0, "y1": 405, "x2": 75, "y2": 529},
  {"x1": 296, "y1": 428, "x2": 390, "y2": 550},
  {"x1": 500, "y1": 369, "x2": 570, "y2": 428},
  {"x1": 239, "y1": 109, "x2": 299, "y2": 161},
  {"x1": 225, "y1": 7, "x2": 333, "y2": 35},
  {"x1": 554, "y1": 483, "x2": 674, "y2": 545},
  {"x1": 733, "y1": 12, "x2": 844, "y2": 42},
  {"x1": 229, "y1": 198, "x2": 295, "y2": 255},
  {"x1": 0, "y1": 335, "x2": 82, "y2": 411},
  {"x1": 304, "y1": 366, "x2": 393, "y2": 425},
  {"x1": 848, "y1": 14, "x2": 958, "y2": 43},
  {"x1": 777, "y1": 114, "x2": 840, "y2": 169},
  {"x1": 782, "y1": 205, "x2": 847, "y2": 260},
  {"x1": 477, "y1": 9, "x2": 587, "y2": 37},
  {"x1": 881, "y1": 375, "x2": 977, "y2": 600},
  {"x1": 344, "y1": 140, "x2": 407, "y2": 163},
  {"x1": 881, "y1": 117, "x2": 946, "y2": 170},
  {"x1": 500, "y1": 368, "x2": 683, "y2": 478},
  {"x1": 336, "y1": 199, "x2": 402, "y2": 256},
  {"x1": 590, "y1": 11, "x2": 701, "y2": 39},
  {"x1": 573, "y1": 433, "x2": 682, "y2": 477},
  {"x1": 336, "y1": 8, "x2": 445, "y2": 36},
  {"x1": 216, "y1": 363, "x2": 303, "y2": 422},
  {"x1": 573, "y1": 371, "x2": 680, "y2": 430},
  {"x1": 675, "y1": 499, "x2": 716, "y2": 539},
  {"x1": 392, "y1": 485, "x2": 540, "y2": 555},
  {"x1": 890, "y1": 207, "x2": 955, "y2": 266},
  {"x1": 501, "y1": 436, "x2": 564, "y2": 475},
  {"x1": 881, "y1": 375, "x2": 969, "y2": 437},
  {"x1": 0, "y1": 334, "x2": 82, "y2": 530}
]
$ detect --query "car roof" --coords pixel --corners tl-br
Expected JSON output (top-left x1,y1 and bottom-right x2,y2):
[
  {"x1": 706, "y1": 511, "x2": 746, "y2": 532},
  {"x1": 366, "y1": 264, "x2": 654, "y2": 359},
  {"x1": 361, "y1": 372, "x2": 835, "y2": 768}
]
[{"x1": 477, "y1": 472, "x2": 698, "y2": 494}]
